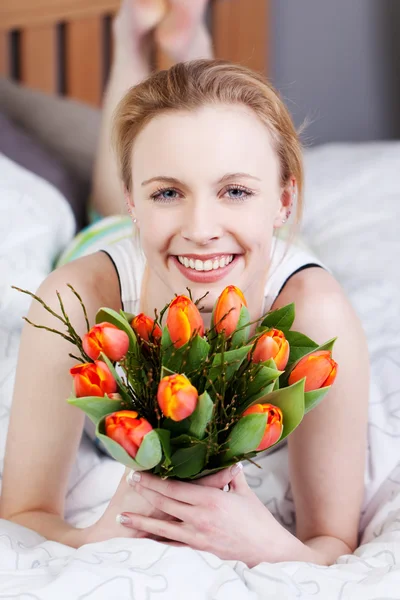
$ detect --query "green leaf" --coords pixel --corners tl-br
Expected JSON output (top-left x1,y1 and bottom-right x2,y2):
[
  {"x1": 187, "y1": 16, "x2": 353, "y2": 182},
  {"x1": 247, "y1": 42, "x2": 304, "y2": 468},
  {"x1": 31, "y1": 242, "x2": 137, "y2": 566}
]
[
  {"x1": 208, "y1": 345, "x2": 252, "y2": 385},
  {"x1": 119, "y1": 309, "x2": 135, "y2": 323},
  {"x1": 161, "y1": 365, "x2": 176, "y2": 379},
  {"x1": 190, "y1": 453, "x2": 259, "y2": 479},
  {"x1": 260, "y1": 303, "x2": 295, "y2": 330},
  {"x1": 67, "y1": 395, "x2": 126, "y2": 425},
  {"x1": 244, "y1": 363, "x2": 282, "y2": 403},
  {"x1": 285, "y1": 330, "x2": 319, "y2": 366},
  {"x1": 99, "y1": 352, "x2": 132, "y2": 404},
  {"x1": 135, "y1": 429, "x2": 163, "y2": 469},
  {"x1": 170, "y1": 433, "x2": 199, "y2": 446},
  {"x1": 162, "y1": 416, "x2": 190, "y2": 436},
  {"x1": 154, "y1": 428, "x2": 172, "y2": 466},
  {"x1": 96, "y1": 307, "x2": 138, "y2": 353},
  {"x1": 170, "y1": 444, "x2": 207, "y2": 478},
  {"x1": 239, "y1": 382, "x2": 275, "y2": 412},
  {"x1": 96, "y1": 418, "x2": 146, "y2": 470},
  {"x1": 223, "y1": 413, "x2": 267, "y2": 460},
  {"x1": 187, "y1": 391, "x2": 214, "y2": 439},
  {"x1": 259, "y1": 378, "x2": 305, "y2": 441},
  {"x1": 161, "y1": 329, "x2": 209, "y2": 375},
  {"x1": 230, "y1": 305, "x2": 251, "y2": 349},
  {"x1": 304, "y1": 386, "x2": 331, "y2": 414}
]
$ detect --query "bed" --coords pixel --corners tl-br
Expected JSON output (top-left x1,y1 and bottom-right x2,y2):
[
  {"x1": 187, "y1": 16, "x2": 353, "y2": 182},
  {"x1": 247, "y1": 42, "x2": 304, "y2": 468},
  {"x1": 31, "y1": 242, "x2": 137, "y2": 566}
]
[{"x1": 1, "y1": 2, "x2": 400, "y2": 599}]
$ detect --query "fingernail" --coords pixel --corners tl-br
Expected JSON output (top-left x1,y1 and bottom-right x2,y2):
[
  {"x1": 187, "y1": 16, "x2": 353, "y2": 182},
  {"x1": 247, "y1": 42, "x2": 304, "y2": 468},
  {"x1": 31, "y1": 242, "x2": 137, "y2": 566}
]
[
  {"x1": 116, "y1": 514, "x2": 131, "y2": 525},
  {"x1": 126, "y1": 470, "x2": 141, "y2": 486},
  {"x1": 230, "y1": 462, "x2": 243, "y2": 476}
]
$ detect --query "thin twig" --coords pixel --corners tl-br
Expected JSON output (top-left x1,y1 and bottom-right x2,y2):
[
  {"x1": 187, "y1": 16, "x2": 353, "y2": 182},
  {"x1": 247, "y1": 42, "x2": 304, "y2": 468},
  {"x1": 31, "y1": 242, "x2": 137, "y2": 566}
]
[{"x1": 67, "y1": 284, "x2": 90, "y2": 332}]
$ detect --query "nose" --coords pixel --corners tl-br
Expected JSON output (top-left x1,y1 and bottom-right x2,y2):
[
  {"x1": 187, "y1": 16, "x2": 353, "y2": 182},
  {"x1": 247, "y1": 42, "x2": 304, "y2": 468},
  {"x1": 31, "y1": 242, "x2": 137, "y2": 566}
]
[{"x1": 180, "y1": 197, "x2": 223, "y2": 246}]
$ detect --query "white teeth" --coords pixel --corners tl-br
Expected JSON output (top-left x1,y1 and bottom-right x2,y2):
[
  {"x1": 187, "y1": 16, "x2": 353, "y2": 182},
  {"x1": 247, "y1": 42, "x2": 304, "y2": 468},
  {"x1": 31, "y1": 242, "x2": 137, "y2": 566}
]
[
  {"x1": 194, "y1": 259, "x2": 204, "y2": 271},
  {"x1": 177, "y1": 255, "x2": 234, "y2": 271}
]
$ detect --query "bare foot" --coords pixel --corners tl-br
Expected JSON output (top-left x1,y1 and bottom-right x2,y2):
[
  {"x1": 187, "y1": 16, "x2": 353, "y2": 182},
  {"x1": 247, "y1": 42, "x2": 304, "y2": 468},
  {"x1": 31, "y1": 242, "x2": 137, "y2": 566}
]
[
  {"x1": 155, "y1": 0, "x2": 213, "y2": 63},
  {"x1": 113, "y1": 0, "x2": 167, "y2": 68}
]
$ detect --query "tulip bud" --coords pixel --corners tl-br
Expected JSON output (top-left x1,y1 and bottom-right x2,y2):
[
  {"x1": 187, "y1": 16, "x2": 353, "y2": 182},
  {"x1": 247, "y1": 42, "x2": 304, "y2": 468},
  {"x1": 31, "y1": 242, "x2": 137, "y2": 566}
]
[
  {"x1": 166, "y1": 295, "x2": 204, "y2": 349},
  {"x1": 70, "y1": 360, "x2": 117, "y2": 397},
  {"x1": 82, "y1": 322, "x2": 130, "y2": 362},
  {"x1": 105, "y1": 410, "x2": 153, "y2": 458},
  {"x1": 251, "y1": 329, "x2": 290, "y2": 370},
  {"x1": 242, "y1": 403, "x2": 283, "y2": 451},
  {"x1": 214, "y1": 286, "x2": 247, "y2": 336},
  {"x1": 131, "y1": 313, "x2": 162, "y2": 343},
  {"x1": 288, "y1": 350, "x2": 338, "y2": 392},
  {"x1": 157, "y1": 373, "x2": 198, "y2": 421}
]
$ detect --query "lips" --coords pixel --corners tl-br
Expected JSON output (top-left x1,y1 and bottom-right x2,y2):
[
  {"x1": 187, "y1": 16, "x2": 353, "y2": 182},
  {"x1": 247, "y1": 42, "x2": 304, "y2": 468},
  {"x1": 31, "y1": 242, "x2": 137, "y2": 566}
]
[{"x1": 172, "y1": 254, "x2": 239, "y2": 283}]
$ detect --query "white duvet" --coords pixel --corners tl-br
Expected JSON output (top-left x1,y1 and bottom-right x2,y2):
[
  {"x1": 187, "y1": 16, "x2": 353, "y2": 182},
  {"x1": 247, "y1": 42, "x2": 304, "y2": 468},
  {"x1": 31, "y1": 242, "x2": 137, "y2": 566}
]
[{"x1": 0, "y1": 143, "x2": 399, "y2": 599}]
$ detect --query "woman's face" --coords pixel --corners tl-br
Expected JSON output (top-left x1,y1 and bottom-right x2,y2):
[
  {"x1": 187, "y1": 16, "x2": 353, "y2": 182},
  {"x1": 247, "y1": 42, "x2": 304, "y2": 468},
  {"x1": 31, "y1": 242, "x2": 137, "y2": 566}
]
[{"x1": 129, "y1": 104, "x2": 287, "y2": 311}]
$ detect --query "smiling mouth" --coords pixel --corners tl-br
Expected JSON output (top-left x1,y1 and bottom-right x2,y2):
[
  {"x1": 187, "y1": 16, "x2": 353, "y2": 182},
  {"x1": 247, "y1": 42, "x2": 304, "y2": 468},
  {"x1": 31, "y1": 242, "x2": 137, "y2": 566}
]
[{"x1": 176, "y1": 254, "x2": 234, "y2": 272}]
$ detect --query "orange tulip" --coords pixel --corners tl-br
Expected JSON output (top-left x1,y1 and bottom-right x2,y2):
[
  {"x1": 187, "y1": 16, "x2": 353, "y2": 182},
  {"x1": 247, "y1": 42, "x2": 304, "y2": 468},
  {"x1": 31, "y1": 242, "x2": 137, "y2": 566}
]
[
  {"x1": 70, "y1": 360, "x2": 117, "y2": 397},
  {"x1": 251, "y1": 329, "x2": 290, "y2": 370},
  {"x1": 82, "y1": 322, "x2": 129, "y2": 362},
  {"x1": 131, "y1": 313, "x2": 162, "y2": 343},
  {"x1": 105, "y1": 410, "x2": 153, "y2": 458},
  {"x1": 242, "y1": 403, "x2": 283, "y2": 451},
  {"x1": 214, "y1": 285, "x2": 247, "y2": 336},
  {"x1": 166, "y1": 295, "x2": 204, "y2": 349},
  {"x1": 288, "y1": 350, "x2": 338, "y2": 392},
  {"x1": 157, "y1": 373, "x2": 198, "y2": 421}
]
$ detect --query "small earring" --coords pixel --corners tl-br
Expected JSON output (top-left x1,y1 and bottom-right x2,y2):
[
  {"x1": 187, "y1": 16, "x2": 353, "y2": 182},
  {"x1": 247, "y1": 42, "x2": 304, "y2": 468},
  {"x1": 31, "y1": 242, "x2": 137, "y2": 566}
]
[{"x1": 133, "y1": 218, "x2": 137, "y2": 224}]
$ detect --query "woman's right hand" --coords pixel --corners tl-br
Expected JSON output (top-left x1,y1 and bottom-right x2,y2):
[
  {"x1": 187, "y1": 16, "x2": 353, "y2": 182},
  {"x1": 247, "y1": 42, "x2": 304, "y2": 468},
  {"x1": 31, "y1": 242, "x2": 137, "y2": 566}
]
[{"x1": 83, "y1": 465, "x2": 241, "y2": 544}]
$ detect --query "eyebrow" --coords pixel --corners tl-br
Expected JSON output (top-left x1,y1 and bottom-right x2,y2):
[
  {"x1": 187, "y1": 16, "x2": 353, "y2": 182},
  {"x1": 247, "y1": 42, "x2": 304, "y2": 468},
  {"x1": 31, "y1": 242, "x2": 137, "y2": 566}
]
[{"x1": 141, "y1": 173, "x2": 262, "y2": 187}]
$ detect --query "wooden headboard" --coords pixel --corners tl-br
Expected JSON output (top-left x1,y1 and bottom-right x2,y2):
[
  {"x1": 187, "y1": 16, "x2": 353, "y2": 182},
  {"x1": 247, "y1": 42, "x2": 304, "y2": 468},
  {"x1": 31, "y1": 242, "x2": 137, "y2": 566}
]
[{"x1": 0, "y1": 0, "x2": 268, "y2": 106}]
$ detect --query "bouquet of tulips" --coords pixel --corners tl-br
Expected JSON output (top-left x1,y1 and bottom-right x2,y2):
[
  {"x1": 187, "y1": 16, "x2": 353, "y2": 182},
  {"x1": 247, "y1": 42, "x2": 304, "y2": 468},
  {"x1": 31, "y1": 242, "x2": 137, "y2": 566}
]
[{"x1": 14, "y1": 284, "x2": 338, "y2": 479}]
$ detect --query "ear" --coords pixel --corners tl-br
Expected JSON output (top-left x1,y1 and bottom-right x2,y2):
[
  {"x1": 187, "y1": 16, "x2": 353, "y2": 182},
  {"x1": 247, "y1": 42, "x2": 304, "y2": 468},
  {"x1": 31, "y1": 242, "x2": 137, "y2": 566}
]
[
  {"x1": 273, "y1": 177, "x2": 296, "y2": 230},
  {"x1": 124, "y1": 187, "x2": 136, "y2": 217}
]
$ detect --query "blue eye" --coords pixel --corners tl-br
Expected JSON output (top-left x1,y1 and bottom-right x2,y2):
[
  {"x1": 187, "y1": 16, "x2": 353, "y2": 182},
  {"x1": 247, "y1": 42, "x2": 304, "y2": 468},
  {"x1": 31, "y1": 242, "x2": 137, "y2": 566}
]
[
  {"x1": 151, "y1": 188, "x2": 180, "y2": 203},
  {"x1": 224, "y1": 185, "x2": 254, "y2": 202}
]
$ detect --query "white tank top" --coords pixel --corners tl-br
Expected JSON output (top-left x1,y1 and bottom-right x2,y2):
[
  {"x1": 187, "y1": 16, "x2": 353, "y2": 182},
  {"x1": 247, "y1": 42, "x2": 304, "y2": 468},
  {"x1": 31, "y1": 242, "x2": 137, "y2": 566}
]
[{"x1": 99, "y1": 234, "x2": 328, "y2": 315}]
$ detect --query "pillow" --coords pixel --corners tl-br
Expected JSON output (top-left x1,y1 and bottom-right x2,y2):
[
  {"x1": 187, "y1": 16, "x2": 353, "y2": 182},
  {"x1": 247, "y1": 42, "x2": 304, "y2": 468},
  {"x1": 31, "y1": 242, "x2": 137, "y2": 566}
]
[{"x1": 0, "y1": 111, "x2": 85, "y2": 231}]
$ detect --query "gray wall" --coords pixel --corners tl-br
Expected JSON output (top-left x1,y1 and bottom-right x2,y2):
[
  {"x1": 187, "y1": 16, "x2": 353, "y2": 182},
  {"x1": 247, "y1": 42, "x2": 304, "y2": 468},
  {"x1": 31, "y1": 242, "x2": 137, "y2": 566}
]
[{"x1": 270, "y1": 0, "x2": 400, "y2": 144}]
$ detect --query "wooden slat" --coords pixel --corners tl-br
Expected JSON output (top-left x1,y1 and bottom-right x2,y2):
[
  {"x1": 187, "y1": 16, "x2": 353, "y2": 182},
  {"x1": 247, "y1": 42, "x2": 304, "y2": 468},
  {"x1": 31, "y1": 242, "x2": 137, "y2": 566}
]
[
  {"x1": 20, "y1": 26, "x2": 57, "y2": 93},
  {"x1": 65, "y1": 17, "x2": 103, "y2": 105},
  {"x1": 0, "y1": 31, "x2": 9, "y2": 76},
  {"x1": 0, "y1": 0, "x2": 120, "y2": 30},
  {"x1": 212, "y1": 0, "x2": 268, "y2": 74}
]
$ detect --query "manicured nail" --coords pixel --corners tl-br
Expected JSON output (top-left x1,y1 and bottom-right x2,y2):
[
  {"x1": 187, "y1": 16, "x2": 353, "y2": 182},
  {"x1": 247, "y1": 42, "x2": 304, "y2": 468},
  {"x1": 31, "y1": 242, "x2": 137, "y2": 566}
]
[
  {"x1": 231, "y1": 462, "x2": 243, "y2": 476},
  {"x1": 126, "y1": 470, "x2": 141, "y2": 486},
  {"x1": 116, "y1": 514, "x2": 131, "y2": 525}
]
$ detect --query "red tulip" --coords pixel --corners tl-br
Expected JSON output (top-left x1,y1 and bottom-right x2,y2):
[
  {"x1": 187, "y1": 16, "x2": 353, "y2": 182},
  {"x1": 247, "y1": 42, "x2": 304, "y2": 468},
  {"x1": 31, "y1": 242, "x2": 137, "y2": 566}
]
[
  {"x1": 214, "y1": 286, "x2": 247, "y2": 336},
  {"x1": 166, "y1": 295, "x2": 204, "y2": 349},
  {"x1": 288, "y1": 350, "x2": 338, "y2": 392},
  {"x1": 70, "y1": 360, "x2": 117, "y2": 397},
  {"x1": 242, "y1": 403, "x2": 283, "y2": 451},
  {"x1": 105, "y1": 410, "x2": 153, "y2": 458},
  {"x1": 157, "y1": 373, "x2": 198, "y2": 421},
  {"x1": 131, "y1": 313, "x2": 162, "y2": 343},
  {"x1": 82, "y1": 322, "x2": 129, "y2": 361},
  {"x1": 251, "y1": 329, "x2": 290, "y2": 370}
]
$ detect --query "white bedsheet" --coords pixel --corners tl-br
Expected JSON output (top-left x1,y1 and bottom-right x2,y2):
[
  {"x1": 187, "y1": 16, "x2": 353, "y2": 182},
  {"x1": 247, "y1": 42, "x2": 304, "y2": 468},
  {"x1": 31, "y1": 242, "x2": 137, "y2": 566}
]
[{"x1": 0, "y1": 144, "x2": 399, "y2": 599}]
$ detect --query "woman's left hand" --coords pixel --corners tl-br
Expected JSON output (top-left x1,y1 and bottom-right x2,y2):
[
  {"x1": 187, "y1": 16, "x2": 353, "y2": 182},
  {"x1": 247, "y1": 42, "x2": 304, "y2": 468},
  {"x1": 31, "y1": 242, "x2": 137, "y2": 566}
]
[{"x1": 117, "y1": 466, "x2": 295, "y2": 567}]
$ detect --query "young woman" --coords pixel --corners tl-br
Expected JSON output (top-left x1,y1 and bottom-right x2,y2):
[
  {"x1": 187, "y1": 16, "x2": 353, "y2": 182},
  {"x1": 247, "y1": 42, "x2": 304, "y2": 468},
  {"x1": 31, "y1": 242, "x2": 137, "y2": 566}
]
[{"x1": 0, "y1": 0, "x2": 370, "y2": 568}]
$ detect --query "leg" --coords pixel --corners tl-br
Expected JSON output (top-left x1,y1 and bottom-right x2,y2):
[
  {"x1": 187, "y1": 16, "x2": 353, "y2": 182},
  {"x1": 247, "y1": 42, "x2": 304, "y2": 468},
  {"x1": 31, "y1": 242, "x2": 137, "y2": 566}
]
[
  {"x1": 91, "y1": 0, "x2": 213, "y2": 218},
  {"x1": 91, "y1": 0, "x2": 166, "y2": 218}
]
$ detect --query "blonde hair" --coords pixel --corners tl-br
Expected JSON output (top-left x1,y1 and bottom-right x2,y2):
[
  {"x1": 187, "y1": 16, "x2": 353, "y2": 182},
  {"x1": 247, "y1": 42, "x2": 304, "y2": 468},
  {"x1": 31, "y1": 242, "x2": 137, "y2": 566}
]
[{"x1": 113, "y1": 59, "x2": 304, "y2": 243}]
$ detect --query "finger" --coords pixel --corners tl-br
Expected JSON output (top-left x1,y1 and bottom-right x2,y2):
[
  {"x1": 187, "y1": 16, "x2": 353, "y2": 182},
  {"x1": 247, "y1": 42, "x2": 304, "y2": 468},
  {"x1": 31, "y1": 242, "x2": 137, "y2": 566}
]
[
  {"x1": 129, "y1": 471, "x2": 217, "y2": 506},
  {"x1": 229, "y1": 470, "x2": 249, "y2": 495},
  {"x1": 194, "y1": 463, "x2": 243, "y2": 489},
  {"x1": 135, "y1": 482, "x2": 196, "y2": 523},
  {"x1": 118, "y1": 513, "x2": 197, "y2": 546}
]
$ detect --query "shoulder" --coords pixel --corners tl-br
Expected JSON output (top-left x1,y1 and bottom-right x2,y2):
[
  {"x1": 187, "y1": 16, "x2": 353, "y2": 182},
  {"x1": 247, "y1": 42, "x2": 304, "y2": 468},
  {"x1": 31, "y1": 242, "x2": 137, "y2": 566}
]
[
  {"x1": 272, "y1": 266, "x2": 364, "y2": 344},
  {"x1": 38, "y1": 250, "x2": 122, "y2": 316}
]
